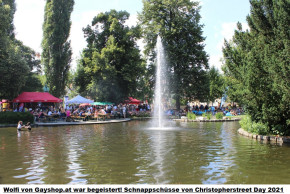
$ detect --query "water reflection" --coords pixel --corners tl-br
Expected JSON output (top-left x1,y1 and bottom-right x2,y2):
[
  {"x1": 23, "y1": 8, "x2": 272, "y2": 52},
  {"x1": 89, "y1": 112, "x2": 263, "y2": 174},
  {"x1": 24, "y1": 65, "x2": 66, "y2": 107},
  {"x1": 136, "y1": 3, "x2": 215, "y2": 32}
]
[
  {"x1": 0, "y1": 121, "x2": 290, "y2": 184},
  {"x1": 201, "y1": 122, "x2": 237, "y2": 184}
]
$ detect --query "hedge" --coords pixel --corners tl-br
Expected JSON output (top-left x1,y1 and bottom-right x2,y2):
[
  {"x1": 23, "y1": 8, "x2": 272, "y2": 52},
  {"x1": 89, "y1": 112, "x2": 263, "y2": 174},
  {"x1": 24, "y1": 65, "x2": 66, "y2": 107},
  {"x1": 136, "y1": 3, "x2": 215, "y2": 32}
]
[{"x1": 0, "y1": 112, "x2": 34, "y2": 124}]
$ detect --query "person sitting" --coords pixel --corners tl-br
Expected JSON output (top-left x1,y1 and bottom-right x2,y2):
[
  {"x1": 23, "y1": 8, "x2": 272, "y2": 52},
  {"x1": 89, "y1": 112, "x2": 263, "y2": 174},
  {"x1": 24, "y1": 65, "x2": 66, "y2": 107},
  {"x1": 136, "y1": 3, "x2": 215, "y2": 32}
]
[
  {"x1": 93, "y1": 110, "x2": 99, "y2": 120},
  {"x1": 83, "y1": 110, "x2": 91, "y2": 121},
  {"x1": 98, "y1": 108, "x2": 106, "y2": 115},
  {"x1": 79, "y1": 110, "x2": 84, "y2": 116},
  {"x1": 47, "y1": 110, "x2": 52, "y2": 116},
  {"x1": 98, "y1": 108, "x2": 107, "y2": 120},
  {"x1": 73, "y1": 108, "x2": 79, "y2": 115},
  {"x1": 25, "y1": 122, "x2": 32, "y2": 131},
  {"x1": 65, "y1": 109, "x2": 74, "y2": 122},
  {"x1": 38, "y1": 111, "x2": 45, "y2": 118},
  {"x1": 230, "y1": 109, "x2": 237, "y2": 116},
  {"x1": 17, "y1": 121, "x2": 23, "y2": 131},
  {"x1": 59, "y1": 108, "x2": 66, "y2": 120}
]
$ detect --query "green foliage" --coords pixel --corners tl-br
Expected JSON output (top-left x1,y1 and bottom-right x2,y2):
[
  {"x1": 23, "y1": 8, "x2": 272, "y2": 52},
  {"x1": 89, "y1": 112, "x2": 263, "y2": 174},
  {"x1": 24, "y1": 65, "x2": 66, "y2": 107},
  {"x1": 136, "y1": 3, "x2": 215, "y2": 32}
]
[
  {"x1": 0, "y1": 112, "x2": 34, "y2": 124},
  {"x1": 223, "y1": 0, "x2": 290, "y2": 135},
  {"x1": 208, "y1": 67, "x2": 224, "y2": 103},
  {"x1": 239, "y1": 115, "x2": 253, "y2": 132},
  {"x1": 206, "y1": 113, "x2": 211, "y2": 120},
  {"x1": 42, "y1": 0, "x2": 74, "y2": 98},
  {"x1": 215, "y1": 112, "x2": 224, "y2": 120},
  {"x1": 76, "y1": 10, "x2": 145, "y2": 103},
  {"x1": 21, "y1": 72, "x2": 43, "y2": 92},
  {"x1": 0, "y1": 0, "x2": 42, "y2": 100},
  {"x1": 272, "y1": 124, "x2": 286, "y2": 136},
  {"x1": 187, "y1": 112, "x2": 196, "y2": 120},
  {"x1": 202, "y1": 112, "x2": 211, "y2": 120},
  {"x1": 138, "y1": 0, "x2": 209, "y2": 109},
  {"x1": 251, "y1": 122, "x2": 269, "y2": 135},
  {"x1": 239, "y1": 115, "x2": 269, "y2": 135}
]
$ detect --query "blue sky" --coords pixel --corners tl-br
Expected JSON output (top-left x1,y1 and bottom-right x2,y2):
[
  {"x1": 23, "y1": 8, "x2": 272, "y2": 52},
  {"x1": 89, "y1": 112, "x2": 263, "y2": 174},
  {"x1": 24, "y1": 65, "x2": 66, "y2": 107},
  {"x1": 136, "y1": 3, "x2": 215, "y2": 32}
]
[{"x1": 14, "y1": 0, "x2": 250, "y2": 71}]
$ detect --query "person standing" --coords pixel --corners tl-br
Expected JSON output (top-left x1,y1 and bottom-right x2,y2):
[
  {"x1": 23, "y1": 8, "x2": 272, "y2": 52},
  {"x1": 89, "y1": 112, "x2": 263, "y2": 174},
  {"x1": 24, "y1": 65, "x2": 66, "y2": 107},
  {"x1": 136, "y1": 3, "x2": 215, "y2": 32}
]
[
  {"x1": 122, "y1": 105, "x2": 126, "y2": 118},
  {"x1": 17, "y1": 121, "x2": 23, "y2": 131}
]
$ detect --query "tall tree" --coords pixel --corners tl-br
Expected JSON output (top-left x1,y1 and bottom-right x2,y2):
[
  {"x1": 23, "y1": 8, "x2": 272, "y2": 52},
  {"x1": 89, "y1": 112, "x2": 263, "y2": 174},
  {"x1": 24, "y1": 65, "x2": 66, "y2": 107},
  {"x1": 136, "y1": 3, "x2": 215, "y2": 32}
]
[
  {"x1": 42, "y1": 0, "x2": 74, "y2": 97},
  {"x1": 222, "y1": 0, "x2": 290, "y2": 134},
  {"x1": 75, "y1": 10, "x2": 145, "y2": 103},
  {"x1": 0, "y1": 0, "x2": 37, "y2": 99},
  {"x1": 138, "y1": 0, "x2": 209, "y2": 110},
  {"x1": 208, "y1": 67, "x2": 224, "y2": 105}
]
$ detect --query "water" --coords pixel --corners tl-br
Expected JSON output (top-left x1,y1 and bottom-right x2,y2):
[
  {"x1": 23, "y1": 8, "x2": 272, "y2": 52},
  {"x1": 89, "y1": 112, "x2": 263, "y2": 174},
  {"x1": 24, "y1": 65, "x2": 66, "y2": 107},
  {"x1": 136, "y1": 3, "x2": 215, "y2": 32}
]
[
  {"x1": 1, "y1": 121, "x2": 290, "y2": 184},
  {"x1": 153, "y1": 36, "x2": 167, "y2": 128}
]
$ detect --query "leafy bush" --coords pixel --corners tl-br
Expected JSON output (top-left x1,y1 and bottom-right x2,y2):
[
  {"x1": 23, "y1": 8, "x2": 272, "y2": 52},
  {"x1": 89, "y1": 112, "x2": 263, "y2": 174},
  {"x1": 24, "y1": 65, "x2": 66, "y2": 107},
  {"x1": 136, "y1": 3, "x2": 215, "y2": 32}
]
[
  {"x1": 215, "y1": 112, "x2": 224, "y2": 120},
  {"x1": 0, "y1": 112, "x2": 34, "y2": 124},
  {"x1": 251, "y1": 122, "x2": 269, "y2": 135},
  {"x1": 201, "y1": 112, "x2": 211, "y2": 120},
  {"x1": 239, "y1": 115, "x2": 269, "y2": 135},
  {"x1": 272, "y1": 124, "x2": 285, "y2": 136},
  {"x1": 239, "y1": 115, "x2": 252, "y2": 132},
  {"x1": 206, "y1": 113, "x2": 211, "y2": 120},
  {"x1": 187, "y1": 112, "x2": 196, "y2": 120}
]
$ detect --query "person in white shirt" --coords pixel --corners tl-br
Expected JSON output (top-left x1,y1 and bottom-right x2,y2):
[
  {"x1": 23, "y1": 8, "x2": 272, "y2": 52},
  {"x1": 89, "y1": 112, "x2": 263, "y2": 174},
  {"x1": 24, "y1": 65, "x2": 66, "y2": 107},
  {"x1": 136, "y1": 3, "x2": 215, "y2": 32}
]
[
  {"x1": 122, "y1": 106, "x2": 126, "y2": 118},
  {"x1": 17, "y1": 121, "x2": 23, "y2": 131}
]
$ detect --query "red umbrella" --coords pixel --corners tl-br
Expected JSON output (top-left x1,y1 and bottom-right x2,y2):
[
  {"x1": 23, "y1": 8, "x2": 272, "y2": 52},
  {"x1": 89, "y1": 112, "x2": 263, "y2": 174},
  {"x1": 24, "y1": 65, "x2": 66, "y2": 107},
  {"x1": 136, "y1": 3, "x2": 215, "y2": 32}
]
[{"x1": 125, "y1": 97, "x2": 141, "y2": 105}]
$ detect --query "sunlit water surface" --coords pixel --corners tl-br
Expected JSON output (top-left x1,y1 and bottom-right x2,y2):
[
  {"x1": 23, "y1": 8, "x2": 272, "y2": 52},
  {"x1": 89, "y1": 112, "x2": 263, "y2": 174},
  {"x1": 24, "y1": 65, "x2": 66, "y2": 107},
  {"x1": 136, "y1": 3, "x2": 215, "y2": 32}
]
[{"x1": 0, "y1": 121, "x2": 290, "y2": 184}]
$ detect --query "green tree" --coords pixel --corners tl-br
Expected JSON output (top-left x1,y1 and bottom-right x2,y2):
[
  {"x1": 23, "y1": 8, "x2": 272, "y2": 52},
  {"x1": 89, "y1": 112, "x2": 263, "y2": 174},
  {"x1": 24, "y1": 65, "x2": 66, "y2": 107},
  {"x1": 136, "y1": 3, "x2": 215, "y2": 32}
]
[
  {"x1": 2, "y1": 0, "x2": 16, "y2": 38},
  {"x1": 138, "y1": 0, "x2": 209, "y2": 110},
  {"x1": 0, "y1": 0, "x2": 37, "y2": 99},
  {"x1": 222, "y1": 0, "x2": 290, "y2": 134},
  {"x1": 208, "y1": 67, "x2": 224, "y2": 105},
  {"x1": 42, "y1": 0, "x2": 74, "y2": 98},
  {"x1": 76, "y1": 10, "x2": 145, "y2": 103}
]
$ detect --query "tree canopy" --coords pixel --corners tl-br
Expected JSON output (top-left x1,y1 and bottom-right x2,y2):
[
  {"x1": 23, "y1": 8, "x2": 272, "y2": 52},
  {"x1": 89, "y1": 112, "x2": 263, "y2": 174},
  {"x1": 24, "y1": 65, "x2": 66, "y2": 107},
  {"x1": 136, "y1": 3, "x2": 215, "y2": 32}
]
[
  {"x1": 208, "y1": 67, "x2": 224, "y2": 105},
  {"x1": 75, "y1": 10, "x2": 145, "y2": 103},
  {"x1": 222, "y1": 0, "x2": 290, "y2": 134},
  {"x1": 0, "y1": 0, "x2": 42, "y2": 99},
  {"x1": 138, "y1": 0, "x2": 209, "y2": 109},
  {"x1": 42, "y1": 0, "x2": 74, "y2": 98}
]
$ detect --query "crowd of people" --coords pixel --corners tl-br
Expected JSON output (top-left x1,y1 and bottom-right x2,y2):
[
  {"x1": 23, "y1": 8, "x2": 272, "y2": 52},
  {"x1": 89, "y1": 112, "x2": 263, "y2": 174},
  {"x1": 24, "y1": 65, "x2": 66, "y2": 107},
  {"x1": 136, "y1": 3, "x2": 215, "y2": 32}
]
[
  {"x1": 5, "y1": 103, "x2": 152, "y2": 122},
  {"x1": 184, "y1": 103, "x2": 243, "y2": 116},
  {"x1": 2, "y1": 100, "x2": 243, "y2": 125}
]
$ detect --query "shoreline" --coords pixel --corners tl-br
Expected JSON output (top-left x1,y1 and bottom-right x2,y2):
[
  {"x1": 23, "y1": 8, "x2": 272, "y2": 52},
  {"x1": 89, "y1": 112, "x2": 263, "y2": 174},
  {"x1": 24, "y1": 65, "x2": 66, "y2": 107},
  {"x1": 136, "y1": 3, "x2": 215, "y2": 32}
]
[
  {"x1": 0, "y1": 117, "x2": 242, "y2": 128},
  {"x1": 0, "y1": 118, "x2": 131, "y2": 128},
  {"x1": 238, "y1": 128, "x2": 290, "y2": 144}
]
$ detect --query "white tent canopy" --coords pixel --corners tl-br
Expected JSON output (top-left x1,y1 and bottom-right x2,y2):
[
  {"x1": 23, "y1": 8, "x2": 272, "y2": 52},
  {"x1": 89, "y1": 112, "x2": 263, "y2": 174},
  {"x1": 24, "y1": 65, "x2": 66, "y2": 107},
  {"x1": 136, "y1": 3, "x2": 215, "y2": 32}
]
[{"x1": 66, "y1": 95, "x2": 93, "y2": 104}]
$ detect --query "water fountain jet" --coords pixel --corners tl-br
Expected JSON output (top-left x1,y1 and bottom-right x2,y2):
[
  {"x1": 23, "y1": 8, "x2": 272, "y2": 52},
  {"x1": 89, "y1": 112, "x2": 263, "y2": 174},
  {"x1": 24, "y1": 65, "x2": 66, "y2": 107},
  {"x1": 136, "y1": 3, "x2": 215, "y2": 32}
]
[{"x1": 152, "y1": 36, "x2": 167, "y2": 129}]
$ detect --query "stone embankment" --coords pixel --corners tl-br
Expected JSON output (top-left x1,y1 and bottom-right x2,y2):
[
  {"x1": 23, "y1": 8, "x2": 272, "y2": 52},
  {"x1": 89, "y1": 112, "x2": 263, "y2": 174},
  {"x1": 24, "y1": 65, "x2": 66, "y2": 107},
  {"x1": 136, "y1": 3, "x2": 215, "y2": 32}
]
[{"x1": 238, "y1": 128, "x2": 290, "y2": 144}]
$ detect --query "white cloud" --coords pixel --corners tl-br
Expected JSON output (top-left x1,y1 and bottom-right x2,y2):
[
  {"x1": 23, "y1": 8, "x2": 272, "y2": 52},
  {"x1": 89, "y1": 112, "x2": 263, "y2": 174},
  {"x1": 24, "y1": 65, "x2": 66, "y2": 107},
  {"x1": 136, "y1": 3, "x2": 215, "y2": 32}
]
[
  {"x1": 209, "y1": 54, "x2": 223, "y2": 71},
  {"x1": 125, "y1": 14, "x2": 138, "y2": 27},
  {"x1": 217, "y1": 22, "x2": 249, "y2": 50},
  {"x1": 208, "y1": 22, "x2": 249, "y2": 71},
  {"x1": 14, "y1": 0, "x2": 100, "y2": 70},
  {"x1": 14, "y1": 0, "x2": 45, "y2": 52},
  {"x1": 125, "y1": 14, "x2": 145, "y2": 55},
  {"x1": 70, "y1": 10, "x2": 99, "y2": 69}
]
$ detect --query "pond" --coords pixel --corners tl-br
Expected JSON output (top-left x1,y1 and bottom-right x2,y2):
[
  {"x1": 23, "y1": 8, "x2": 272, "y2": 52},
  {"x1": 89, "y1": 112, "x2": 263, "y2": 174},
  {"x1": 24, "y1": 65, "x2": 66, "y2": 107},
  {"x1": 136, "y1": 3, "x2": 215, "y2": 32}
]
[{"x1": 0, "y1": 120, "x2": 289, "y2": 184}]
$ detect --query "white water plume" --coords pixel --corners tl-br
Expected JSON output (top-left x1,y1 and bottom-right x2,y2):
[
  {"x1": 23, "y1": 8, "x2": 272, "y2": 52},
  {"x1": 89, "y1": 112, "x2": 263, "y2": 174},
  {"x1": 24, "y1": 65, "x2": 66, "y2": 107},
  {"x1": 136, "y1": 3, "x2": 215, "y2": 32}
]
[{"x1": 153, "y1": 36, "x2": 168, "y2": 128}]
